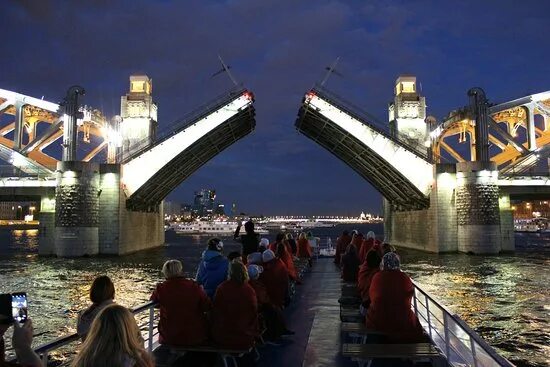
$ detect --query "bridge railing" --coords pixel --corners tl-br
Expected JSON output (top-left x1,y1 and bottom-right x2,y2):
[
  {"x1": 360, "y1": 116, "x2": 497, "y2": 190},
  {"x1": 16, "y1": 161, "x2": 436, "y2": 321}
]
[
  {"x1": 7, "y1": 301, "x2": 159, "y2": 367},
  {"x1": 119, "y1": 85, "x2": 248, "y2": 164},
  {"x1": 310, "y1": 85, "x2": 433, "y2": 162},
  {"x1": 0, "y1": 165, "x2": 56, "y2": 179},
  {"x1": 412, "y1": 281, "x2": 514, "y2": 367}
]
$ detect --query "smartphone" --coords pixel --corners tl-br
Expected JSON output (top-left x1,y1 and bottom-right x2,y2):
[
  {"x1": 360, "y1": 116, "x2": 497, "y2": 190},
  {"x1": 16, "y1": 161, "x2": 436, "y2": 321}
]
[{"x1": 11, "y1": 293, "x2": 28, "y2": 323}]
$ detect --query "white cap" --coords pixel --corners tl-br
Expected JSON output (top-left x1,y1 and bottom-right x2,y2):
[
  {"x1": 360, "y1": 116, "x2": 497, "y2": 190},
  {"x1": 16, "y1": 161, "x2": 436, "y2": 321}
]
[
  {"x1": 260, "y1": 238, "x2": 270, "y2": 248},
  {"x1": 262, "y1": 249, "x2": 276, "y2": 263}
]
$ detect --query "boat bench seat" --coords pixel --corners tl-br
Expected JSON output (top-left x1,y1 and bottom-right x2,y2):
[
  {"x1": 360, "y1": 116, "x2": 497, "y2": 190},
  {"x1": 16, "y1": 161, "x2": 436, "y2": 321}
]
[
  {"x1": 342, "y1": 343, "x2": 443, "y2": 365},
  {"x1": 340, "y1": 307, "x2": 363, "y2": 322},
  {"x1": 167, "y1": 345, "x2": 253, "y2": 367}
]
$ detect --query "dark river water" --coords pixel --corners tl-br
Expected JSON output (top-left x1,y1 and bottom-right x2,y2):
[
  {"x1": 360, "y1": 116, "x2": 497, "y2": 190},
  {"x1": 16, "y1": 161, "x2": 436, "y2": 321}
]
[{"x1": 0, "y1": 224, "x2": 548, "y2": 366}]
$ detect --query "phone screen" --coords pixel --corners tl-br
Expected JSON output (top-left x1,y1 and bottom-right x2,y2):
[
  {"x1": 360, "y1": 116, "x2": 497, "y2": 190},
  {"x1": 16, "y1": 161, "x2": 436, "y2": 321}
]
[{"x1": 11, "y1": 293, "x2": 27, "y2": 323}]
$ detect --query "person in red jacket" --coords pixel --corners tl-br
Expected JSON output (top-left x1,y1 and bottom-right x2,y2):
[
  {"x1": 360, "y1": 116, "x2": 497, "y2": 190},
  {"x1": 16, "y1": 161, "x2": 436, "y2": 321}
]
[
  {"x1": 211, "y1": 261, "x2": 259, "y2": 367},
  {"x1": 357, "y1": 250, "x2": 382, "y2": 307},
  {"x1": 150, "y1": 260, "x2": 211, "y2": 346},
  {"x1": 366, "y1": 252, "x2": 425, "y2": 343},
  {"x1": 350, "y1": 231, "x2": 364, "y2": 255},
  {"x1": 259, "y1": 250, "x2": 289, "y2": 309},
  {"x1": 334, "y1": 230, "x2": 352, "y2": 265},
  {"x1": 359, "y1": 231, "x2": 380, "y2": 264},
  {"x1": 341, "y1": 244, "x2": 360, "y2": 282},
  {"x1": 276, "y1": 242, "x2": 298, "y2": 281},
  {"x1": 296, "y1": 232, "x2": 312, "y2": 266}
]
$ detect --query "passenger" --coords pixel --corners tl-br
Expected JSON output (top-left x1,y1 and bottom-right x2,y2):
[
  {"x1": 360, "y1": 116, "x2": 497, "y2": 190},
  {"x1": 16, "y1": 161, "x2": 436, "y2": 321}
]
[
  {"x1": 228, "y1": 251, "x2": 243, "y2": 262},
  {"x1": 358, "y1": 231, "x2": 380, "y2": 263},
  {"x1": 284, "y1": 233, "x2": 297, "y2": 255},
  {"x1": 151, "y1": 260, "x2": 211, "y2": 346},
  {"x1": 247, "y1": 265, "x2": 289, "y2": 341},
  {"x1": 258, "y1": 238, "x2": 270, "y2": 253},
  {"x1": 366, "y1": 253, "x2": 425, "y2": 343},
  {"x1": 276, "y1": 242, "x2": 298, "y2": 281},
  {"x1": 340, "y1": 244, "x2": 360, "y2": 282},
  {"x1": 268, "y1": 232, "x2": 285, "y2": 252},
  {"x1": 306, "y1": 231, "x2": 319, "y2": 258},
  {"x1": 71, "y1": 304, "x2": 154, "y2": 367},
  {"x1": 296, "y1": 232, "x2": 312, "y2": 266},
  {"x1": 234, "y1": 220, "x2": 261, "y2": 261},
  {"x1": 351, "y1": 231, "x2": 364, "y2": 255},
  {"x1": 0, "y1": 296, "x2": 41, "y2": 367},
  {"x1": 334, "y1": 230, "x2": 352, "y2": 265},
  {"x1": 357, "y1": 250, "x2": 382, "y2": 308},
  {"x1": 259, "y1": 250, "x2": 289, "y2": 309},
  {"x1": 211, "y1": 262, "x2": 259, "y2": 353},
  {"x1": 247, "y1": 252, "x2": 263, "y2": 265},
  {"x1": 381, "y1": 242, "x2": 396, "y2": 256},
  {"x1": 77, "y1": 275, "x2": 115, "y2": 340},
  {"x1": 195, "y1": 238, "x2": 230, "y2": 299}
]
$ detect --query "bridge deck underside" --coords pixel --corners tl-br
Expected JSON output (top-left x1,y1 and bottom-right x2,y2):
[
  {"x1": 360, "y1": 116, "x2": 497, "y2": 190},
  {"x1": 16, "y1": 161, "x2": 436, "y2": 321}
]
[
  {"x1": 126, "y1": 107, "x2": 255, "y2": 211},
  {"x1": 296, "y1": 107, "x2": 429, "y2": 210}
]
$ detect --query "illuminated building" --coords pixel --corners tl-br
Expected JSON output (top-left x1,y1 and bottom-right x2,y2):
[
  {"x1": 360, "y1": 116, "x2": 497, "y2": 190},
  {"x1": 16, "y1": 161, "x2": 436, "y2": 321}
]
[{"x1": 192, "y1": 189, "x2": 216, "y2": 216}]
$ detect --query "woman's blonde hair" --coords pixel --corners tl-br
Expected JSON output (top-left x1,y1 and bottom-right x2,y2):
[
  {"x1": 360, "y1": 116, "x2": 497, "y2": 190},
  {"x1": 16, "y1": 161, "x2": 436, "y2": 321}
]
[
  {"x1": 72, "y1": 304, "x2": 153, "y2": 367},
  {"x1": 162, "y1": 259, "x2": 183, "y2": 279},
  {"x1": 228, "y1": 261, "x2": 249, "y2": 285},
  {"x1": 298, "y1": 232, "x2": 307, "y2": 240}
]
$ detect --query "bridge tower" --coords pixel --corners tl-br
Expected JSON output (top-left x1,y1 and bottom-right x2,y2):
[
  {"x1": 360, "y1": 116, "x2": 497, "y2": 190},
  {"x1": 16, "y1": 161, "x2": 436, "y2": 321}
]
[
  {"x1": 120, "y1": 75, "x2": 158, "y2": 158},
  {"x1": 388, "y1": 75, "x2": 427, "y2": 153}
]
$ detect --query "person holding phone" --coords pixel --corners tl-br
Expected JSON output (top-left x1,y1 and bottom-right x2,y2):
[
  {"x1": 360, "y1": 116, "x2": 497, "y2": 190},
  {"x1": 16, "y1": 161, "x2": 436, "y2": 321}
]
[{"x1": 0, "y1": 294, "x2": 41, "y2": 367}]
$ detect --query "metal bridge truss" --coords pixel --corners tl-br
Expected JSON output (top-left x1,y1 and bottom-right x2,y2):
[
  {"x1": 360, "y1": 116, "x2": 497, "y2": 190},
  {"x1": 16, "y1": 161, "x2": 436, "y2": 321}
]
[
  {"x1": 296, "y1": 87, "x2": 432, "y2": 210},
  {"x1": 433, "y1": 91, "x2": 550, "y2": 174},
  {"x1": 0, "y1": 88, "x2": 109, "y2": 175},
  {"x1": 123, "y1": 89, "x2": 255, "y2": 211}
]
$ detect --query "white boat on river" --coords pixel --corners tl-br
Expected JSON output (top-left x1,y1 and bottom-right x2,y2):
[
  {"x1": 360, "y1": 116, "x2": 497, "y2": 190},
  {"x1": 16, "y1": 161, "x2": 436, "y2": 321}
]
[{"x1": 168, "y1": 221, "x2": 269, "y2": 235}]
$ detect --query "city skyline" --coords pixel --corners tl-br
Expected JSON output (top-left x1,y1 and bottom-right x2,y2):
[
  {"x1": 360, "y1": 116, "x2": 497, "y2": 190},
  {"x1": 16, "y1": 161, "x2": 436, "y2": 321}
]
[{"x1": 0, "y1": 1, "x2": 549, "y2": 214}]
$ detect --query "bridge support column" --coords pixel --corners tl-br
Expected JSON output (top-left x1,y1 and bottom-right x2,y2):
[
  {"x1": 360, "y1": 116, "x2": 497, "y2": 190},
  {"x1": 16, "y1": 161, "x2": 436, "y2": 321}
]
[
  {"x1": 498, "y1": 193, "x2": 515, "y2": 252},
  {"x1": 54, "y1": 161, "x2": 100, "y2": 257},
  {"x1": 431, "y1": 164, "x2": 458, "y2": 252},
  {"x1": 456, "y1": 161, "x2": 501, "y2": 254},
  {"x1": 37, "y1": 195, "x2": 56, "y2": 255}
]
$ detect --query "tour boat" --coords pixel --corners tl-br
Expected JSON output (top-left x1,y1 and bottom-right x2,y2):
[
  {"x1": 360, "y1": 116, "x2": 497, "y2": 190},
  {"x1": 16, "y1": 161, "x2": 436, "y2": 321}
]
[{"x1": 169, "y1": 221, "x2": 269, "y2": 235}]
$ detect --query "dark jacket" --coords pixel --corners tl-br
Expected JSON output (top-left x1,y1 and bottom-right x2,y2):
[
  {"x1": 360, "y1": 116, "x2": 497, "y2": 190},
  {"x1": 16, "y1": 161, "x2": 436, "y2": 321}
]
[
  {"x1": 150, "y1": 277, "x2": 211, "y2": 346},
  {"x1": 196, "y1": 250, "x2": 230, "y2": 299}
]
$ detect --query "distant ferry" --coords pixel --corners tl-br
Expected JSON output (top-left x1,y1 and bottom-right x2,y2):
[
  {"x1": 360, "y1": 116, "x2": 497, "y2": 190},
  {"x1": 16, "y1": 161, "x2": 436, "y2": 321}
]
[{"x1": 167, "y1": 221, "x2": 269, "y2": 235}]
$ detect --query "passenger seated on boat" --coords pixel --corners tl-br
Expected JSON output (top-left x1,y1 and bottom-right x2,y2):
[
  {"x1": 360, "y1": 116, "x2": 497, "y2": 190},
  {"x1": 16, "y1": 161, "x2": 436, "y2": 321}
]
[
  {"x1": 259, "y1": 250, "x2": 289, "y2": 309},
  {"x1": 234, "y1": 220, "x2": 261, "y2": 261},
  {"x1": 357, "y1": 250, "x2": 382, "y2": 312},
  {"x1": 228, "y1": 251, "x2": 243, "y2": 262},
  {"x1": 195, "y1": 238, "x2": 230, "y2": 299},
  {"x1": 0, "y1": 302, "x2": 41, "y2": 367},
  {"x1": 358, "y1": 231, "x2": 381, "y2": 264},
  {"x1": 334, "y1": 230, "x2": 352, "y2": 265},
  {"x1": 351, "y1": 231, "x2": 364, "y2": 255},
  {"x1": 341, "y1": 244, "x2": 360, "y2": 282},
  {"x1": 247, "y1": 265, "x2": 288, "y2": 342},
  {"x1": 296, "y1": 232, "x2": 313, "y2": 266},
  {"x1": 151, "y1": 260, "x2": 211, "y2": 346},
  {"x1": 77, "y1": 275, "x2": 115, "y2": 340},
  {"x1": 276, "y1": 242, "x2": 298, "y2": 281},
  {"x1": 211, "y1": 262, "x2": 259, "y2": 365},
  {"x1": 268, "y1": 232, "x2": 285, "y2": 252},
  {"x1": 284, "y1": 232, "x2": 297, "y2": 255},
  {"x1": 381, "y1": 242, "x2": 396, "y2": 256},
  {"x1": 247, "y1": 252, "x2": 263, "y2": 265},
  {"x1": 366, "y1": 253, "x2": 425, "y2": 343},
  {"x1": 71, "y1": 304, "x2": 154, "y2": 367},
  {"x1": 258, "y1": 238, "x2": 269, "y2": 253}
]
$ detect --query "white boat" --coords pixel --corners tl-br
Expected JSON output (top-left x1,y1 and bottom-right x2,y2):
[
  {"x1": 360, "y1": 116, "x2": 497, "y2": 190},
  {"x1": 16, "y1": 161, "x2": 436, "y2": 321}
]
[{"x1": 169, "y1": 221, "x2": 268, "y2": 235}]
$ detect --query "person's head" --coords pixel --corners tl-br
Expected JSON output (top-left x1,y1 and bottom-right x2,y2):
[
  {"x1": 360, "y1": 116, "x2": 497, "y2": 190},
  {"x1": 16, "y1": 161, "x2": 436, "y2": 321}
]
[
  {"x1": 262, "y1": 249, "x2": 276, "y2": 263},
  {"x1": 382, "y1": 243, "x2": 395, "y2": 255},
  {"x1": 276, "y1": 232, "x2": 285, "y2": 243},
  {"x1": 207, "y1": 238, "x2": 224, "y2": 252},
  {"x1": 247, "y1": 265, "x2": 263, "y2": 280},
  {"x1": 162, "y1": 260, "x2": 183, "y2": 279},
  {"x1": 90, "y1": 276, "x2": 115, "y2": 305},
  {"x1": 275, "y1": 242, "x2": 287, "y2": 258},
  {"x1": 228, "y1": 261, "x2": 249, "y2": 285},
  {"x1": 381, "y1": 252, "x2": 401, "y2": 271},
  {"x1": 307, "y1": 231, "x2": 313, "y2": 238},
  {"x1": 259, "y1": 238, "x2": 270, "y2": 251},
  {"x1": 72, "y1": 304, "x2": 153, "y2": 367},
  {"x1": 285, "y1": 232, "x2": 293, "y2": 240},
  {"x1": 298, "y1": 232, "x2": 306, "y2": 240},
  {"x1": 247, "y1": 252, "x2": 263, "y2": 265},
  {"x1": 366, "y1": 231, "x2": 375, "y2": 240},
  {"x1": 345, "y1": 244, "x2": 357, "y2": 255},
  {"x1": 244, "y1": 220, "x2": 254, "y2": 234},
  {"x1": 366, "y1": 250, "x2": 382, "y2": 268},
  {"x1": 228, "y1": 251, "x2": 242, "y2": 262}
]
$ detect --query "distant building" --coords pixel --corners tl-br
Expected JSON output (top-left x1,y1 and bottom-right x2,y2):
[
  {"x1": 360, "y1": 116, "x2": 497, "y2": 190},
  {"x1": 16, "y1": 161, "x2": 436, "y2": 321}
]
[
  {"x1": 163, "y1": 201, "x2": 181, "y2": 216},
  {"x1": 192, "y1": 189, "x2": 216, "y2": 217},
  {"x1": 181, "y1": 204, "x2": 192, "y2": 219},
  {"x1": 214, "y1": 203, "x2": 226, "y2": 216}
]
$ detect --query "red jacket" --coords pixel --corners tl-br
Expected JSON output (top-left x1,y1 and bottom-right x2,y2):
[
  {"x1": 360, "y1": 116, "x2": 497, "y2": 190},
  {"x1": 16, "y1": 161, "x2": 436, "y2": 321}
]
[
  {"x1": 278, "y1": 246, "x2": 298, "y2": 280},
  {"x1": 296, "y1": 238, "x2": 312, "y2": 258},
  {"x1": 211, "y1": 280, "x2": 259, "y2": 349},
  {"x1": 334, "y1": 234, "x2": 351, "y2": 264},
  {"x1": 366, "y1": 270, "x2": 424, "y2": 343},
  {"x1": 150, "y1": 277, "x2": 211, "y2": 346},
  {"x1": 249, "y1": 279, "x2": 271, "y2": 306},
  {"x1": 357, "y1": 263, "x2": 379, "y2": 303},
  {"x1": 359, "y1": 238, "x2": 381, "y2": 263},
  {"x1": 259, "y1": 259, "x2": 289, "y2": 308}
]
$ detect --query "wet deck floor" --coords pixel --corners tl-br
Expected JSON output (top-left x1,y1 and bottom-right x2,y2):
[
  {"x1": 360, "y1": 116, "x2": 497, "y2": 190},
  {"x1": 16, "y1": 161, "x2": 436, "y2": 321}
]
[{"x1": 258, "y1": 257, "x2": 355, "y2": 367}]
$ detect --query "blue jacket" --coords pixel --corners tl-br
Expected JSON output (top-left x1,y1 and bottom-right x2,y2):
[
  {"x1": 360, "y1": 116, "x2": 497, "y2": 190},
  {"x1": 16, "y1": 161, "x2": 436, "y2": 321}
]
[{"x1": 195, "y1": 250, "x2": 229, "y2": 299}]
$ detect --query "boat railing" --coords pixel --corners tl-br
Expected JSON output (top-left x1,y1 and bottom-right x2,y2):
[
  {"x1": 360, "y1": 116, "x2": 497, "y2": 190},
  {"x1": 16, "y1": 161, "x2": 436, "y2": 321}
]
[
  {"x1": 8, "y1": 301, "x2": 159, "y2": 367},
  {"x1": 412, "y1": 281, "x2": 514, "y2": 367}
]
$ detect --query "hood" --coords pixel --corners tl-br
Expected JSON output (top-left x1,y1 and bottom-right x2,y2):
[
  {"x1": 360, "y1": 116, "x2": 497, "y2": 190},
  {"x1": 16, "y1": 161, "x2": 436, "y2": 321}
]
[{"x1": 201, "y1": 249, "x2": 226, "y2": 265}]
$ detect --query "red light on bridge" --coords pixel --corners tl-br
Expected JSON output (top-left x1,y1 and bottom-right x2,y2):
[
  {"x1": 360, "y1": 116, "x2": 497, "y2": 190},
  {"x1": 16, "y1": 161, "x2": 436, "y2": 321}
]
[
  {"x1": 243, "y1": 91, "x2": 254, "y2": 101},
  {"x1": 305, "y1": 91, "x2": 316, "y2": 103}
]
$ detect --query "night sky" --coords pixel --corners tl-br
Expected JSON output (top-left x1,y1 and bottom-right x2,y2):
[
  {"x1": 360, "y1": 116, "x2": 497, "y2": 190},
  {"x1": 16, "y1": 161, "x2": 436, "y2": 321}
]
[{"x1": 1, "y1": 1, "x2": 549, "y2": 215}]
